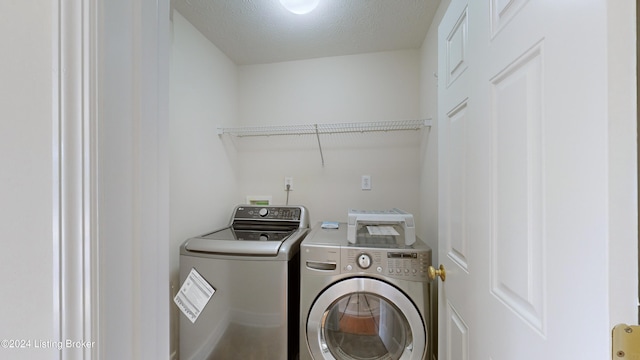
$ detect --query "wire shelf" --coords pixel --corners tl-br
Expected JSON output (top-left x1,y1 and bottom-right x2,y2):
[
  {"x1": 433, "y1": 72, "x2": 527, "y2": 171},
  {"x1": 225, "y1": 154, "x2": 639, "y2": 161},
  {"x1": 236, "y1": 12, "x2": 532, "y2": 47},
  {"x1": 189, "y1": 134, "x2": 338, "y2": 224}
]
[
  {"x1": 217, "y1": 119, "x2": 432, "y2": 166},
  {"x1": 217, "y1": 119, "x2": 431, "y2": 137}
]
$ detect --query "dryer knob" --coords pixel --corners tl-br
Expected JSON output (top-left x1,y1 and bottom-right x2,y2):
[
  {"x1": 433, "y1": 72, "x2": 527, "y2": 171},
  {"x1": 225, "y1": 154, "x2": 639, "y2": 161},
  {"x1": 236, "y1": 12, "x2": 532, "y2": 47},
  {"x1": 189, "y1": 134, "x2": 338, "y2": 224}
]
[
  {"x1": 357, "y1": 254, "x2": 372, "y2": 269},
  {"x1": 258, "y1": 208, "x2": 269, "y2": 217}
]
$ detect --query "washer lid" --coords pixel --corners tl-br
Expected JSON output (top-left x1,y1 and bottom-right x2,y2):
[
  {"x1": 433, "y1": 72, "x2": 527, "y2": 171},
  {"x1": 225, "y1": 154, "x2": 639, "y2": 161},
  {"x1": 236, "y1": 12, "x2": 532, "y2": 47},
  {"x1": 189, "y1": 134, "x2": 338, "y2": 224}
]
[
  {"x1": 183, "y1": 205, "x2": 310, "y2": 257},
  {"x1": 185, "y1": 227, "x2": 296, "y2": 256}
]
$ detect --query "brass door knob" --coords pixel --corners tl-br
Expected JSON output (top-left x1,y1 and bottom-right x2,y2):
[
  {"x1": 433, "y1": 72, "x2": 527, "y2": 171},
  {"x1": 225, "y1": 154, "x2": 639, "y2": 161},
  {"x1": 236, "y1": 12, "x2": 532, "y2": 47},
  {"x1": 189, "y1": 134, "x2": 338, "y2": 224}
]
[{"x1": 428, "y1": 264, "x2": 446, "y2": 281}]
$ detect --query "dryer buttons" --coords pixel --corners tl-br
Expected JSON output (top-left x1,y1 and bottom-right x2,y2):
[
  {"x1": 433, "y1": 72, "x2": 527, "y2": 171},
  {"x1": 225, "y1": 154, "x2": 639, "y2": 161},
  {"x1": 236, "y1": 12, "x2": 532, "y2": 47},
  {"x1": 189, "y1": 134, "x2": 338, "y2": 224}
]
[{"x1": 357, "y1": 253, "x2": 372, "y2": 269}]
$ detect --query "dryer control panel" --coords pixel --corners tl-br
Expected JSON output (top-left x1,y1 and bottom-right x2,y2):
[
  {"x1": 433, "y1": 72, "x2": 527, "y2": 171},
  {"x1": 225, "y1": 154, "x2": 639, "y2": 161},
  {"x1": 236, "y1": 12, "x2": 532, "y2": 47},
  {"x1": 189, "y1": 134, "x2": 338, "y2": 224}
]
[{"x1": 342, "y1": 248, "x2": 430, "y2": 281}]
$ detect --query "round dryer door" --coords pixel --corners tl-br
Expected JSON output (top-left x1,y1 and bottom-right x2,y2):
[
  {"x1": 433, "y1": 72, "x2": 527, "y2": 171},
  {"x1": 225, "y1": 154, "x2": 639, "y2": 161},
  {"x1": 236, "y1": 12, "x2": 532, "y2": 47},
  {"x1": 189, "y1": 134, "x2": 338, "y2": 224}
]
[{"x1": 306, "y1": 278, "x2": 426, "y2": 360}]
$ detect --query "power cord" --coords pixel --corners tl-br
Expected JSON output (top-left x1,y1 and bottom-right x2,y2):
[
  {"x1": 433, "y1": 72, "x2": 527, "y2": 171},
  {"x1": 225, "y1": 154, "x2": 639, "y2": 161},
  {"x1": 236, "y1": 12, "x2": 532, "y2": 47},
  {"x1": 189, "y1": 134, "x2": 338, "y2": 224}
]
[{"x1": 285, "y1": 184, "x2": 291, "y2": 205}]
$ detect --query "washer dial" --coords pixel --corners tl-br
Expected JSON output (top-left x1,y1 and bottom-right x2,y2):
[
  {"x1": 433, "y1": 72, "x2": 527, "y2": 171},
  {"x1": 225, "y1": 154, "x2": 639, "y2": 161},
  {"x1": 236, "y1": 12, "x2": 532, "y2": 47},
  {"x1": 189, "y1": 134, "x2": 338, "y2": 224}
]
[{"x1": 357, "y1": 253, "x2": 372, "y2": 269}]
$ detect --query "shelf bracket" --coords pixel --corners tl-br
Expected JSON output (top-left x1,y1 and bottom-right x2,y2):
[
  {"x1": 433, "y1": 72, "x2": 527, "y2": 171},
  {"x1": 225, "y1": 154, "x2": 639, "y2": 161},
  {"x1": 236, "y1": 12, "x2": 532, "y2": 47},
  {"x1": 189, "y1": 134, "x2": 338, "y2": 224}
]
[{"x1": 314, "y1": 124, "x2": 325, "y2": 167}]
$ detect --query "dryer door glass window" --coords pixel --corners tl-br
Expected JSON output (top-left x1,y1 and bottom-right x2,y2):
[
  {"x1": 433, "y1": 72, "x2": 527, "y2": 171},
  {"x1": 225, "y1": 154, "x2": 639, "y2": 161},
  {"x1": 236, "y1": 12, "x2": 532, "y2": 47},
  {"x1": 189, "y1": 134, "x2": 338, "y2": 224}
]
[
  {"x1": 321, "y1": 292, "x2": 410, "y2": 360},
  {"x1": 307, "y1": 278, "x2": 426, "y2": 360}
]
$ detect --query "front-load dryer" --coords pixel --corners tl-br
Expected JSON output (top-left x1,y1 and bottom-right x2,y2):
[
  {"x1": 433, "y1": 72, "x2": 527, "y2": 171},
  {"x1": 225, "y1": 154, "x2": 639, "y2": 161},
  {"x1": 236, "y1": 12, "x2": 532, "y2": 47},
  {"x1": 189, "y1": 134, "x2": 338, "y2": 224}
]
[{"x1": 300, "y1": 222, "x2": 432, "y2": 360}]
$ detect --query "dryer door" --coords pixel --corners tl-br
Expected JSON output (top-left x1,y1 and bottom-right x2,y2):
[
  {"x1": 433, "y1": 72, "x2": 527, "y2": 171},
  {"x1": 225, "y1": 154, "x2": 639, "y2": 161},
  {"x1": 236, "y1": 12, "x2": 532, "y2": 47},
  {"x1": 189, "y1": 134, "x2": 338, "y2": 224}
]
[{"x1": 306, "y1": 278, "x2": 426, "y2": 360}]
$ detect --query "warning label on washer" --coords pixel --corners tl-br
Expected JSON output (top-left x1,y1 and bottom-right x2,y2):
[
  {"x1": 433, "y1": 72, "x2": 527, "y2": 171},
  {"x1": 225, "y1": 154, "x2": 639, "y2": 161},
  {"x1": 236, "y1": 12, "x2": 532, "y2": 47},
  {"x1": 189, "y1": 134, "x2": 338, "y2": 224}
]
[{"x1": 174, "y1": 268, "x2": 215, "y2": 323}]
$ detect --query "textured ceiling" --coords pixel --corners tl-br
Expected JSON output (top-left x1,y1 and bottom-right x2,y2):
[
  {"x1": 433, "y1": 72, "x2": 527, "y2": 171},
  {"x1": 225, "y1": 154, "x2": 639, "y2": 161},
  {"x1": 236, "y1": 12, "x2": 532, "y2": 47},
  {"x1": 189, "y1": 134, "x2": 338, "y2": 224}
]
[{"x1": 172, "y1": 0, "x2": 441, "y2": 65}]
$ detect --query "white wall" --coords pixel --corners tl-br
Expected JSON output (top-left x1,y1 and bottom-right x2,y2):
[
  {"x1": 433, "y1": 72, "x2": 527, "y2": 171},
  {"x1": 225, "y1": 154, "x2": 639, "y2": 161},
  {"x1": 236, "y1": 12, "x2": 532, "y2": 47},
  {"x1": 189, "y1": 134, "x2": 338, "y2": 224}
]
[
  {"x1": 100, "y1": 0, "x2": 170, "y2": 358},
  {"x1": 169, "y1": 11, "x2": 240, "y2": 357},
  {"x1": 236, "y1": 51, "x2": 423, "y2": 223},
  {"x1": 0, "y1": 1, "x2": 55, "y2": 359}
]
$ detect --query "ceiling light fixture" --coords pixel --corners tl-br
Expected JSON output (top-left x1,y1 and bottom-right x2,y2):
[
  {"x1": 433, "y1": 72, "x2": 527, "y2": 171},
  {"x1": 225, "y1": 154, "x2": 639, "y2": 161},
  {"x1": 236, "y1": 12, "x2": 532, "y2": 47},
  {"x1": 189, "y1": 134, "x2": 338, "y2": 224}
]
[{"x1": 279, "y1": 0, "x2": 320, "y2": 15}]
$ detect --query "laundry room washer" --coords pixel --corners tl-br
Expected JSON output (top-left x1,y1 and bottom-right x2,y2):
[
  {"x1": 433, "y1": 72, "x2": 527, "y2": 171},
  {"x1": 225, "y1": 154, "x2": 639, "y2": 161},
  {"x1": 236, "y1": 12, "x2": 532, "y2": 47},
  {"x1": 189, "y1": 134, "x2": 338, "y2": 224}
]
[
  {"x1": 299, "y1": 217, "x2": 431, "y2": 360},
  {"x1": 178, "y1": 205, "x2": 309, "y2": 360}
]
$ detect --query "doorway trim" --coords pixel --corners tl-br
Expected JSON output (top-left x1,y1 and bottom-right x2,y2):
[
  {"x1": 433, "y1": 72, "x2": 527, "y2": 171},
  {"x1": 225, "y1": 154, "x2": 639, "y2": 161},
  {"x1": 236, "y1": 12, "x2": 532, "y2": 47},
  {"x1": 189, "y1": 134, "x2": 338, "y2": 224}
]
[
  {"x1": 53, "y1": 0, "x2": 100, "y2": 358},
  {"x1": 53, "y1": 0, "x2": 171, "y2": 358}
]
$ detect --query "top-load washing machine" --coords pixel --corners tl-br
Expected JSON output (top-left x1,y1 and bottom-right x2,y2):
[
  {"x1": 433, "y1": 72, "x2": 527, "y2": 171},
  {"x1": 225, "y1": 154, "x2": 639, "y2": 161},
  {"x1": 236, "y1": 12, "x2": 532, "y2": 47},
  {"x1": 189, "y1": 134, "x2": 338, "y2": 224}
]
[
  {"x1": 300, "y1": 210, "x2": 432, "y2": 360},
  {"x1": 178, "y1": 205, "x2": 309, "y2": 360}
]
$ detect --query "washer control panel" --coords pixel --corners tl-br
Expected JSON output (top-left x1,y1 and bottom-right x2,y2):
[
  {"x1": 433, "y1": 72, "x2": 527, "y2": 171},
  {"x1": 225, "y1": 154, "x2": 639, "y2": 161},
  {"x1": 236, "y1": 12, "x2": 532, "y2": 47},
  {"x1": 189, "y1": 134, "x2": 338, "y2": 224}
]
[
  {"x1": 341, "y1": 247, "x2": 430, "y2": 281},
  {"x1": 233, "y1": 206, "x2": 303, "y2": 221}
]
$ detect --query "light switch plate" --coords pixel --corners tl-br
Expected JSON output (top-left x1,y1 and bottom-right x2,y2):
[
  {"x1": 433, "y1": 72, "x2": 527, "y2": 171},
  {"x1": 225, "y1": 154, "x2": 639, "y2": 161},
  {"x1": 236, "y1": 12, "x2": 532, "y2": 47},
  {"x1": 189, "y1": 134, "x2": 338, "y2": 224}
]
[{"x1": 361, "y1": 175, "x2": 371, "y2": 190}]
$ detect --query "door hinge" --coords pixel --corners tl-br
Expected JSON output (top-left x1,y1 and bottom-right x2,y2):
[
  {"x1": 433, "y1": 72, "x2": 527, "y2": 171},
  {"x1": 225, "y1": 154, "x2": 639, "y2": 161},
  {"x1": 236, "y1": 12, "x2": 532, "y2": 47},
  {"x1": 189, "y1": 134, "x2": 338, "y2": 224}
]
[{"x1": 612, "y1": 324, "x2": 640, "y2": 359}]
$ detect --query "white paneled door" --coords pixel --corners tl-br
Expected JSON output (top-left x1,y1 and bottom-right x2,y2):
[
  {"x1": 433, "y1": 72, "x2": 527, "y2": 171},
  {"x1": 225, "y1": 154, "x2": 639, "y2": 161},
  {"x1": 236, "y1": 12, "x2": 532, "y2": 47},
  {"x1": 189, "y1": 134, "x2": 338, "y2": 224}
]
[{"x1": 437, "y1": 0, "x2": 635, "y2": 359}]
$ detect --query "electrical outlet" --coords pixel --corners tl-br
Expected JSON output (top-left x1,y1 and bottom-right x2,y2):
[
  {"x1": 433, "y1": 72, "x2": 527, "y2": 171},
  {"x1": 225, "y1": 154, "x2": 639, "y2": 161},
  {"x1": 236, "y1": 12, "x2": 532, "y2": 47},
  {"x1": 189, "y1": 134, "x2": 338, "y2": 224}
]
[
  {"x1": 284, "y1": 177, "x2": 293, "y2": 191},
  {"x1": 361, "y1": 175, "x2": 371, "y2": 190}
]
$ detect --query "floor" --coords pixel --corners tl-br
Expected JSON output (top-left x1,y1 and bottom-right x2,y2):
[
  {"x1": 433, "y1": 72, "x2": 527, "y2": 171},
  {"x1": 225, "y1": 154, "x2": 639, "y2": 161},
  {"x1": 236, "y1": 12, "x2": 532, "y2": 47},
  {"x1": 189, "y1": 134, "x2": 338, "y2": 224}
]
[
  {"x1": 206, "y1": 321, "x2": 398, "y2": 360},
  {"x1": 206, "y1": 322, "x2": 285, "y2": 360},
  {"x1": 325, "y1": 330, "x2": 394, "y2": 360}
]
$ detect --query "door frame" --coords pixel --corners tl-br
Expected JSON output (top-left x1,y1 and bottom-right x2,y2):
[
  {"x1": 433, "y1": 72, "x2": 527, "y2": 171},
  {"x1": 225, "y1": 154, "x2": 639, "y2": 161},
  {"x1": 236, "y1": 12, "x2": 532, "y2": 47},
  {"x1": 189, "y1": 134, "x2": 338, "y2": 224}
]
[
  {"x1": 54, "y1": 0, "x2": 171, "y2": 358},
  {"x1": 607, "y1": 0, "x2": 638, "y2": 327},
  {"x1": 53, "y1": 1, "x2": 100, "y2": 358},
  {"x1": 637, "y1": 1, "x2": 640, "y2": 324}
]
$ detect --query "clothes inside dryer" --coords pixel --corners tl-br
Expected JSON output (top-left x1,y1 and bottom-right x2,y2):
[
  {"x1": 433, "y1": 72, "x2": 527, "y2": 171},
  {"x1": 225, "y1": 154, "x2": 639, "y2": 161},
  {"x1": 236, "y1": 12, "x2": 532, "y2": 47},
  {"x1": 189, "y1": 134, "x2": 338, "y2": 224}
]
[{"x1": 323, "y1": 292, "x2": 412, "y2": 360}]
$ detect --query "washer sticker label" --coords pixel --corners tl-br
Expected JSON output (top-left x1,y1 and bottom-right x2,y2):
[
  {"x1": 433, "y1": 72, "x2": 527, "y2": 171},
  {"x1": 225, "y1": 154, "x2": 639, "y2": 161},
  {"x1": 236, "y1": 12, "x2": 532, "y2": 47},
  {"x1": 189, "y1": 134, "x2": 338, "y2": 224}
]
[
  {"x1": 173, "y1": 268, "x2": 215, "y2": 323},
  {"x1": 366, "y1": 225, "x2": 400, "y2": 236}
]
